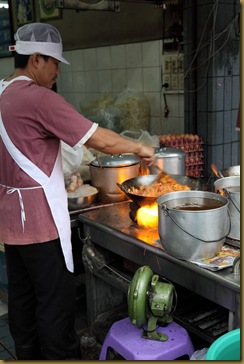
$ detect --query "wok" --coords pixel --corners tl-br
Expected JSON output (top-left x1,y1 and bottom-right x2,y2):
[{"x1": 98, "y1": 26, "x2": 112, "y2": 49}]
[{"x1": 117, "y1": 174, "x2": 202, "y2": 207}]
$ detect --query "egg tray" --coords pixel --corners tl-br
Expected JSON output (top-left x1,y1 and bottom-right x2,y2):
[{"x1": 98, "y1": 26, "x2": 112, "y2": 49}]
[{"x1": 159, "y1": 133, "x2": 205, "y2": 178}]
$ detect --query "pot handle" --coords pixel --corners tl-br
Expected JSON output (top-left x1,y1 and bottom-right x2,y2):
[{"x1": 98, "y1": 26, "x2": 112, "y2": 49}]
[
  {"x1": 160, "y1": 205, "x2": 231, "y2": 243},
  {"x1": 223, "y1": 188, "x2": 240, "y2": 213},
  {"x1": 117, "y1": 183, "x2": 128, "y2": 194}
]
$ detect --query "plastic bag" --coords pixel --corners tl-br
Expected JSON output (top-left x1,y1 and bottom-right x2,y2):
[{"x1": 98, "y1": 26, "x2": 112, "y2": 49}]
[
  {"x1": 81, "y1": 94, "x2": 121, "y2": 133},
  {"x1": 87, "y1": 106, "x2": 121, "y2": 132},
  {"x1": 61, "y1": 141, "x2": 83, "y2": 180},
  {"x1": 190, "y1": 348, "x2": 208, "y2": 360},
  {"x1": 114, "y1": 88, "x2": 150, "y2": 131},
  {"x1": 120, "y1": 129, "x2": 159, "y2": 147}
]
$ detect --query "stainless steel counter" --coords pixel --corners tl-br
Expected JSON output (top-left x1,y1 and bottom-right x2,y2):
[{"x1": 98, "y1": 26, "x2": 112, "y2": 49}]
[{"x1": 76, "y1": 201, "x2": 240, "y2": 330}]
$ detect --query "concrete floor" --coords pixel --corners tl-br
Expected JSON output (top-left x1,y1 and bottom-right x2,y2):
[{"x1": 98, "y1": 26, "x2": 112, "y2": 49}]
[
  {"x1": 0, "y1": 303, "x2": 103, "y2": 361},
  {"x1": 0, "y1": 275, "x2": 210, "y2": 361},
  {"x1": 0, "y1": 286, "x2": 105, "y2": 361}
]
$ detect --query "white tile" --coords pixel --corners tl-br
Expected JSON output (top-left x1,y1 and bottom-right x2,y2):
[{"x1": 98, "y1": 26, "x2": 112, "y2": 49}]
[
  {"x1": 60, "y1": 50, "x2": 72, "y2": 72},
  {"x1": 73, "y1": 93, "x2": 84, "y2": 113},
  {"x1": 84, "y1": 48, "x2": 97, "y2": 70},
  {"x1": 62, "y1": 92, "x2": 75, "y2": 106},
  {"x1": 60, "y1": 71, "x2": 74, "y2": 93},
  {"x1": 126, "y1": 68, "x2": 143, "y2": 91},
  {"x1": 111, "y1": 69, "x2": 127, "y2": 92},
  {"x1": 143, "y1": 67, "x2": 161, "y2": 92},
  {"x1": 84, "y1": 71, "x2": 99, "y2": 92},
  {"x1": 97, "y1": 47, "x2": 111, "y2": 70},
  {"x1": 149, "y1": 116, "x2": 162, "y2": 135},
  {"x1": 179, "y1": 94, "x2": 184, "y2": 115},
  {"x1": 111, "y1": 45, "x2": 126, "y2": 69},
  {"x1": 73, "y1": 72, "x2": 86, "y2": 93},
  {"x1": 142, "y1": 40, "x2": 161, "y2": 67},
  {"x1": 125, "y1": 43, "x2": 142, "y2": 68},
  {"x1": 98, "y1": 70, "x2": 112, "y2": 92},
  {"x1": 80, "y1": 92, "x2": 100, "y2": 112},
  {"x1": 144, "y1": 92, "x2": 161, "y2": 117},
  {"x1": 71, "y1": 49, "x2": 84, "y2": 71},
  {"x1": 161, "y1": 116, "x2": 184, "y2": 134},
  {"x1": 56, "y1": 78, "x2": 62, "y2": 93}
]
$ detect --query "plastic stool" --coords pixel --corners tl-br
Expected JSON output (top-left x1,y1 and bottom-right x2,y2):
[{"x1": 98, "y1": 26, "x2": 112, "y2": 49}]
[{"x1": 99, "y1": 317, "x2": 195, "y2": 360}]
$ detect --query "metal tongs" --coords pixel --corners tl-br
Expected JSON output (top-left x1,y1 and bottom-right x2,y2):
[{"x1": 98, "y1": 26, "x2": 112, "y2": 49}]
[
  {"x1": 152, "y1": 163, "x2": 169, "y2": 182},
  {"x1": 211, "y1": 163, "x2": 224, "y2": 178},
  {"x1": 139, "y1": 160, "x2": 169, "y2": 183}
]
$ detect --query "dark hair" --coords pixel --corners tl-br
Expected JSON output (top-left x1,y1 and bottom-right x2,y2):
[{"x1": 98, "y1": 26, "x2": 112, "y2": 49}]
[
  {"x1": 14, "y1": 53, "x2": 30, "y2": 68},
  {"x1": 14, "y1": 52, "x2": 50, "y2": 68}
]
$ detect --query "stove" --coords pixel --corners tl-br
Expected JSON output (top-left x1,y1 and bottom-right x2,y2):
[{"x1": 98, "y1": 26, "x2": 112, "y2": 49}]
[{"x1": 70, "y1": 201, "x2": 240, "y2": 342}]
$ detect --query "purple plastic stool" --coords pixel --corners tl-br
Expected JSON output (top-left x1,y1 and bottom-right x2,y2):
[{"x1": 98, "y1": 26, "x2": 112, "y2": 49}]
[{"x1": 99, "y1": 317, "x2": 195, "y2": 360}]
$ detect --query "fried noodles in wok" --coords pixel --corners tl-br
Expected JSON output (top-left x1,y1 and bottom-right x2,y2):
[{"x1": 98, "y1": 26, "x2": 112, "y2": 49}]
[{"x1": 128, "y1": 173, "x2": 191, "y2": 198}]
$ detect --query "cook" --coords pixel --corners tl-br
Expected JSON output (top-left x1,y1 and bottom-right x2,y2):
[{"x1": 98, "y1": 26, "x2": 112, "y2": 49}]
[{"x1": 0, "y1": 22, "x2": 154, "y2": 360}]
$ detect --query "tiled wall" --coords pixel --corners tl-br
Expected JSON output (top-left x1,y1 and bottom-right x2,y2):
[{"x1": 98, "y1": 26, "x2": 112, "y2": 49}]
[
  {"x1": 0, "y1": 40, "x2": 184, "y2": 137},
  {"x1": 184, "y1": 0, "x2": 240, "y2": 174}
]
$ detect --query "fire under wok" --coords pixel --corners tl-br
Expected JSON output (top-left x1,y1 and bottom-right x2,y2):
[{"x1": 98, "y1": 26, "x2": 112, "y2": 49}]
[{"x1": 117, "y1": 174, "x2": 203, "y2": 207}]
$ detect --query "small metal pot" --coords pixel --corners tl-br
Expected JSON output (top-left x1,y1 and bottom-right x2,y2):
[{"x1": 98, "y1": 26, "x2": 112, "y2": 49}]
[
  {"x1": 214, "y1": 176, "x2": 240, "y2": 241},
  {"x1": 149, "y1": 147, "x2": 185, "y2": 175},
  {"x1": 157, "y1": 191, "x2": 230, "y2": 260},
  {"x1": 90, "y1": 154, "x2": 140, "y2": 203},
  {"x1": 221, "y1": 165, "x2": 240, "y2": 177}
]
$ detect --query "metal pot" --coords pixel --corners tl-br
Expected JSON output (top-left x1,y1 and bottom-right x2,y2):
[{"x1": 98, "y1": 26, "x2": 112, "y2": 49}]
[
  {"x1": 117, "y1": 174, "x2": 202, "y2": 207},
  {"x1": 157, "y1": 191, "x2": 230, "y2": 261},
  {"x1": 90, "y1": 154, "x2": 140, "y2": 203},
  {"x1": 214, "y1": 176, "x2": 240, "y2": 241},
  {"x1": 221, "y1": 165, "x2": 240, "y2": 177},
  {"x1": 149, "y1": 147, "x2": 185, "y2": 175}
]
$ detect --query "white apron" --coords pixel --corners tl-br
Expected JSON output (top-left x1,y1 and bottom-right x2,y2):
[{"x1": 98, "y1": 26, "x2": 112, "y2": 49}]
[{"x1": 0, "y1": 77, "x2": 73, "y2": 272}]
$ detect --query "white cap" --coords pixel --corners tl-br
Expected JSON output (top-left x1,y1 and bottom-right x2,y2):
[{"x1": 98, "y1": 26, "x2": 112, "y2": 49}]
[{"x1": 9, "y1": 23, "x2": 70, "y2": 65}]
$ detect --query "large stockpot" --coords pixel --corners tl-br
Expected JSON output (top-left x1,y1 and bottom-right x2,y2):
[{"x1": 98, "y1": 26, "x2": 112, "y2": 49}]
[
  {"x1": 90, "y1": 154, "x2": 140, "y2": 203},
  {"x1": 157, "y1": 191, "x2": 230, "y2": 261},
  {"x1": 214, "y1": 176, "x2": 240, "y2": 241},
  {"x1": 149, "y1": 147, "x2": 185, "y2": 175}
]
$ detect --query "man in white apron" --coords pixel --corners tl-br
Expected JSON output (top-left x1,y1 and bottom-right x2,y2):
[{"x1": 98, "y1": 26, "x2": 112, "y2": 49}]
[{"x1": 0, "y1": 23, "x2": 154, "y2": 360}]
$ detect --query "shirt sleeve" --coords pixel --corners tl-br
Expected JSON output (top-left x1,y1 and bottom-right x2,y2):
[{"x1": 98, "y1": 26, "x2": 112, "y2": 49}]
[{"x1": 37, "y1": 90, "x2": 97, "y2": 147}]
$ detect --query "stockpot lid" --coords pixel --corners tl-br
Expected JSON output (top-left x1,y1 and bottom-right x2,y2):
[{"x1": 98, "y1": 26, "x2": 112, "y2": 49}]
[
  {"x1": 154, "y1": 146, "x2": 185, "y2": 159},
  {"x1": 90, "y1": 154, "x2": 140, "y2": 167}
]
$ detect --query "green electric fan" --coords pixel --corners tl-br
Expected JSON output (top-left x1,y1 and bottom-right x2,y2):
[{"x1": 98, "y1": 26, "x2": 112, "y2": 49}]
[{"x1": 128, "y1": 265, "x2": 176, "y2": 342}]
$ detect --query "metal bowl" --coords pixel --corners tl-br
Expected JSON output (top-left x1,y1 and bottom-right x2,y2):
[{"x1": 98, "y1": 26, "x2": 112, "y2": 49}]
[{"x1": 67, "y1": 185, "x2": 98, "y2": 211}]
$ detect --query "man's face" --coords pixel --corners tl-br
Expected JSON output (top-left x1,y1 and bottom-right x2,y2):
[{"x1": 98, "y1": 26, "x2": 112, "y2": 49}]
[{"x1": 34, "y1": 54, "x2": 60, "y2": 89}]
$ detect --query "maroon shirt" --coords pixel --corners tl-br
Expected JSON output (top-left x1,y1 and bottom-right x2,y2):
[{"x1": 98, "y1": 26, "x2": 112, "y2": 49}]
[{"x1": 0, "y1": 79, "x2": 97, "y2": 244}]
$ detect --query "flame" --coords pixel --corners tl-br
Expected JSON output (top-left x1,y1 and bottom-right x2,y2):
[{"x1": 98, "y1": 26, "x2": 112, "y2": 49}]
[
  {"x1": 136, "y1": 203, "x2": 158, "y2": 228},
  {"x1": 139, "y1": 162, "x2": 150, "y2": 176},
  {"x1": 211, "y1": 163, "x2": 220, "y2": 178}
]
